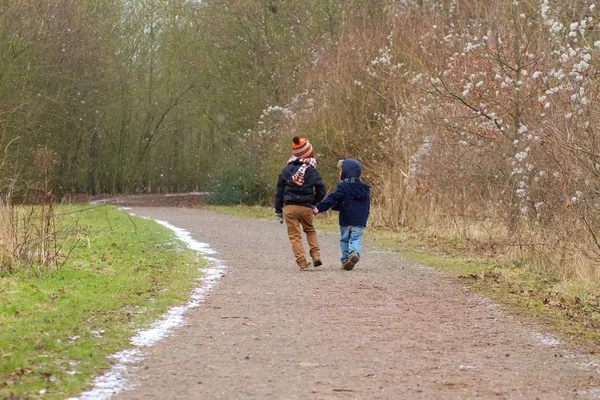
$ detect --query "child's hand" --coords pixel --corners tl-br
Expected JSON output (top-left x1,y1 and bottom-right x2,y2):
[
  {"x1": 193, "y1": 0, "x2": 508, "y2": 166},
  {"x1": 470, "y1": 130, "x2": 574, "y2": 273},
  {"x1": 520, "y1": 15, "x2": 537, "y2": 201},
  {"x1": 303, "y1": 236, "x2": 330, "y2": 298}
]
[
  {"x1": 275, "y1": 213, "x2": 284, "y2": 224},
  {"x1": 312, "y1": 207, "x2": 319, "y2": 215}
]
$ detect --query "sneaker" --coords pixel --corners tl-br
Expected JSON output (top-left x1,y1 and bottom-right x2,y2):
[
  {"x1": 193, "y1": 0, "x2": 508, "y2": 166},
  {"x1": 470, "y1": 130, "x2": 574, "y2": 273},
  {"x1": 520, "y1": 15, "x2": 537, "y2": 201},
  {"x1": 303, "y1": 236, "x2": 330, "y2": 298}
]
[
  {"x1": 312, "y1": 258, "x2": 323, "y2": 267},
  {"x1": 342, "y1": 253, "x2": 359, "y2": 271}
]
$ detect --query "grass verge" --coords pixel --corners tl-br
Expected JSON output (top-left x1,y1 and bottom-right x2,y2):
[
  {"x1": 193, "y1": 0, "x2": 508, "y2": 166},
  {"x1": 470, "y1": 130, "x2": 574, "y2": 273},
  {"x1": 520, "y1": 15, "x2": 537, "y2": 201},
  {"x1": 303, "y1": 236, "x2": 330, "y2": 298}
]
[
  {"x1": 0, "y1": 205, "x2": 204, "y2": 399},
  {"x1": 373, "y1": 230, "x2": 600, "y2": 350},
  {"x1": 210, "y1": 205, "x2": 600, "y2": 351}
]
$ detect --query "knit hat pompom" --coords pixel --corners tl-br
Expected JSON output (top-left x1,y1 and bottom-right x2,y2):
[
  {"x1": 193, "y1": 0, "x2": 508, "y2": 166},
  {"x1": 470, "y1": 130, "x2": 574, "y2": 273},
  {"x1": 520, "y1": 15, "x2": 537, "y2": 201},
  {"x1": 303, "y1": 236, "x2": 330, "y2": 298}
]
[{"x1": 292, "y1": 136, "x2": 314, "y2": 158}]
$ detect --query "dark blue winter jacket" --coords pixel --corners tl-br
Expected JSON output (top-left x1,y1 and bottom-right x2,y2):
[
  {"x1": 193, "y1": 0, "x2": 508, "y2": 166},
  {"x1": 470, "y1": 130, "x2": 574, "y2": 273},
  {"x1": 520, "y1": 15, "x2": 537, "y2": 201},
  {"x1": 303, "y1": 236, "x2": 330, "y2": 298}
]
[{"x1": 315, "y1": 159, "x2": 370, "y2": 227}]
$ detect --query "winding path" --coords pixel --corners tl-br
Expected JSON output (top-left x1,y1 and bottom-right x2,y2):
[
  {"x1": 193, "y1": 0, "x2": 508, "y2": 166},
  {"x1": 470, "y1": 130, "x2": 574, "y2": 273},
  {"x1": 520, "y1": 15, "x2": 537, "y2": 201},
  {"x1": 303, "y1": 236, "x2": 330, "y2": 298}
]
[{"x1": 107, "y1": 206, "x2": 599, "y2": 399}]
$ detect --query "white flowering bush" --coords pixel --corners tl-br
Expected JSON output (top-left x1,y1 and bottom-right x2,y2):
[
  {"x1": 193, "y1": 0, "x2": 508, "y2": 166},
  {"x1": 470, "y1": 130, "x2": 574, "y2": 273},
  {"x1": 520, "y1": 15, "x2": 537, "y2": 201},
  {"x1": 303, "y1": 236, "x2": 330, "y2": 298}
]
[
  {"x1": 247, "y1": 0, "x2": 600, "y2": 281},
  {"x1": 394, "y1": 1, "x2": 600, "y2": 273}
]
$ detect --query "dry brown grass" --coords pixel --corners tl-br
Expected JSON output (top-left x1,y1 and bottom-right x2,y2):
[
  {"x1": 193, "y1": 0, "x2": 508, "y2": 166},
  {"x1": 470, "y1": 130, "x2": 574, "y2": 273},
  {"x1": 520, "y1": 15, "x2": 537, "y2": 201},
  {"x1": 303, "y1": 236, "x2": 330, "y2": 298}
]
[
  {"x1": 0, "y1": 197, "x2": 67, "y2": 275},
  {"x1": 0, "y1": 147, "x2": 73, "y2": 275}
]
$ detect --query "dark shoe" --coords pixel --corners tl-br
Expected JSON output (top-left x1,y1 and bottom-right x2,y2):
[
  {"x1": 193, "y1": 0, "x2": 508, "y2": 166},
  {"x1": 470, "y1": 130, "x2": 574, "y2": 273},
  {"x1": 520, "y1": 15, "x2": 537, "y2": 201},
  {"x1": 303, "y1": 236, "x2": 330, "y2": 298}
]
[
  {"x1": 342, "y1": 253, "x2": 359, "y2": 271},
  {"x1": 312, "y1": 258, "x2": 323, "y2": 267}
]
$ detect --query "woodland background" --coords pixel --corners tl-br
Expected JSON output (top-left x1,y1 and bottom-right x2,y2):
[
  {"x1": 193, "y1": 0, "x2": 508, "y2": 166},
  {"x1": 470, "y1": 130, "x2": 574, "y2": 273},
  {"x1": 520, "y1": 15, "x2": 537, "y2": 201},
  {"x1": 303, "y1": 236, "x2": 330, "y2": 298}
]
[{"x1": 2, "y1": 0, "x2": 600, "y2": 289}]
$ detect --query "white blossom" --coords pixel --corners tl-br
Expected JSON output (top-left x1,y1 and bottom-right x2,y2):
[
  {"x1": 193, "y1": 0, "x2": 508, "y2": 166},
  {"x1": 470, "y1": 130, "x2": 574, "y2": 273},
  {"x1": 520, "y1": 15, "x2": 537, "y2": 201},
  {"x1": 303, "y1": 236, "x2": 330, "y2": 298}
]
[{"x1": 520, "y1": 206, "x2": 528, "y2": 215}]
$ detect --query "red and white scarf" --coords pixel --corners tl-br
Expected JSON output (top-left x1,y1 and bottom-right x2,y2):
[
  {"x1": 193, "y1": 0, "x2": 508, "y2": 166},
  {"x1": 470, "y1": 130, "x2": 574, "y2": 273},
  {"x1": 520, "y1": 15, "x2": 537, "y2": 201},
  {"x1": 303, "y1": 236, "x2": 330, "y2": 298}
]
[{"x1": 288, "y1": 156, "x2": 318, "y2": 186}]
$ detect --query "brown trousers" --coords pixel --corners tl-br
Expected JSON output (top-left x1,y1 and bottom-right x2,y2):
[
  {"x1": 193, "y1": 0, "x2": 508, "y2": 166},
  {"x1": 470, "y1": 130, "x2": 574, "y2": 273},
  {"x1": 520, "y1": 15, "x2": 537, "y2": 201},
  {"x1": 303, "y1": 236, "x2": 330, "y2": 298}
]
[{"x1": 283, "y1": 205, "x2": 320, "y2": 268}]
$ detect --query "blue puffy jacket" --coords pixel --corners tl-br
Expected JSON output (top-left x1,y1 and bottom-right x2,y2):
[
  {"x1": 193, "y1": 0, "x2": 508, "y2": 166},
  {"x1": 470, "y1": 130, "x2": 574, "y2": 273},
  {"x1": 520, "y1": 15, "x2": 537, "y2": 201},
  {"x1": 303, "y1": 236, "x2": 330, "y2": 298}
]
[{"x1": 315, "y1": 159, "x2": 370, "y2": 227}]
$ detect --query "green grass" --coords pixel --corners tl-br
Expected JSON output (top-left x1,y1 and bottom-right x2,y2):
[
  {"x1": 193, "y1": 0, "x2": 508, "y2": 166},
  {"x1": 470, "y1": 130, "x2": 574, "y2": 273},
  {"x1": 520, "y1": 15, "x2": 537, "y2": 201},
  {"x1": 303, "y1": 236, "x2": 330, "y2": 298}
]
[{"x1": 0, "y1": 205, "x2": 204, "y2": 399}]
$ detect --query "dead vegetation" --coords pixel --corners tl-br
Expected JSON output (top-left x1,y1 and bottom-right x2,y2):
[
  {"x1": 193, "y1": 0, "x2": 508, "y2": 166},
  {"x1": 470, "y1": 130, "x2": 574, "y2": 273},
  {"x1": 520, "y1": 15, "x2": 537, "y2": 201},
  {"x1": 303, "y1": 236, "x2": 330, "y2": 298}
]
[{"x1": 0, "y1": 146, "x2": 74, "y2": 275}]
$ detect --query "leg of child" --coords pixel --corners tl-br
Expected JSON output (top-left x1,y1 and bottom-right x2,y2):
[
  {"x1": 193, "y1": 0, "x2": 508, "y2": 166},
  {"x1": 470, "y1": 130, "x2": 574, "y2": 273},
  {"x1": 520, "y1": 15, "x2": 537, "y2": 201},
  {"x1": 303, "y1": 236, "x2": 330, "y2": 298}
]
[
  {"x1": 284, "y1": 205, "x2": 309, "y2": 269},
  {"x1": 348, "y1": 226, "x2": 365, "y2": 261},
  {"x1": 339, "y1": 226, "x2": 351, "y2": 264},
  {"x1": 298, "y1": 207, "x2": 321, "y2": 264}
]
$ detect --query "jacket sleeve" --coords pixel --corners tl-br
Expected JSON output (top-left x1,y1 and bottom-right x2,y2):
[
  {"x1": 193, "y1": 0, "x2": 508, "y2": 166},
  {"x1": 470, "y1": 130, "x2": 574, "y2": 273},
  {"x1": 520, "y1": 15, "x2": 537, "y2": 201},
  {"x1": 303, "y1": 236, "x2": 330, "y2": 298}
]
[
  {"x1": 315, "y1": 184, "x2": 344, "y2": 213},
  {"x1": 331, "y1": 199, "x2": 341, "y2": 211},
  {"x1": 367, "y1": 188, "x2": 371, "y2": 219},
  {"x1": 312, "y1": 169, "x2": 327, "y2": 205},
  {"x1": 274, "y1": 170, "x2": 286, "y2": 214}
]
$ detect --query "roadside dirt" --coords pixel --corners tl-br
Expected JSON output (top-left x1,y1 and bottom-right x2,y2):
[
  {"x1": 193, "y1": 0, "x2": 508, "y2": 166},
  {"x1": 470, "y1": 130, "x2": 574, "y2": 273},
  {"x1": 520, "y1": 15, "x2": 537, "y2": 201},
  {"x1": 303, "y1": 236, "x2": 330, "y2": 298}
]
[{"x1": 97, "y1": 198, "x2": 600, "y2": 399}]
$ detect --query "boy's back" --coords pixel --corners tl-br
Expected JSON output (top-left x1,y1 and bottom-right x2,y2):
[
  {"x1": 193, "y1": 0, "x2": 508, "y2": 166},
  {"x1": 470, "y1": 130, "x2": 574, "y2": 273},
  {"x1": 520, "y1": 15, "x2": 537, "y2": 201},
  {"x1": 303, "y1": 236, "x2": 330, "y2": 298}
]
[
  {"x1": 274, "y1": 136, "x2": 326, "y2": 271},
  {"x1": 315, "y1": 158, "x2": 370, "y2": 270},
  {"x1": 274, "y1": 159, "x2": 326, "y2": 213},
  {"x1": 315, "y1": 159, "x2": 370, "y2": 227}
]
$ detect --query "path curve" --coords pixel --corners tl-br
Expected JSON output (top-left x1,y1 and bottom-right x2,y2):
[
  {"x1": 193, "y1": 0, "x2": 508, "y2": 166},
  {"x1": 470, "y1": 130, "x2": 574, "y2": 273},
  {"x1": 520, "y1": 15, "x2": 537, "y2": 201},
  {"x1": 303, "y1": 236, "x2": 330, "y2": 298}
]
[{"x1": 109, "y1": 206, "x2": 599, "y2": 399}]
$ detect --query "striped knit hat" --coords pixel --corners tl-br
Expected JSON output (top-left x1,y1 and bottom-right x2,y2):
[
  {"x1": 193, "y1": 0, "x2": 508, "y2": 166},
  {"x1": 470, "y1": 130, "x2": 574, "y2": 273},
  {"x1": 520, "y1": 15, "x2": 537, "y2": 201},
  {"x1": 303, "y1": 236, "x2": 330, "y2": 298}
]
[{"x1": 292, "y1": 136, "x2": 314, "y2": 158}]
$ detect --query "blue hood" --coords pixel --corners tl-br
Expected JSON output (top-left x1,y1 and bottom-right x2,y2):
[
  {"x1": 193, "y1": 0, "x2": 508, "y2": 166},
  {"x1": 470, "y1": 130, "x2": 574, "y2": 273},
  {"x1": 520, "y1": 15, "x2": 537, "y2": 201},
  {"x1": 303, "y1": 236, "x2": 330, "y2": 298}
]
[
  {"x1": 341, "y1": 159, "x2": 362, "y2": 180},
  {"x1": 340, "y1": 159, "x2": 369, "y2": 202}
]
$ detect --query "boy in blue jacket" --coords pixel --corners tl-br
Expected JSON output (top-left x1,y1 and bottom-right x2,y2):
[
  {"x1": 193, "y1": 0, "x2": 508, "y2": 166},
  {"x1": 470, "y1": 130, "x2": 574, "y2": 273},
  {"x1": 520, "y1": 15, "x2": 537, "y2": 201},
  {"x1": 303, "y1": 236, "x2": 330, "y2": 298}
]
[{"x1": 313, "y1": 159, "x2": 370, "y2": 270}]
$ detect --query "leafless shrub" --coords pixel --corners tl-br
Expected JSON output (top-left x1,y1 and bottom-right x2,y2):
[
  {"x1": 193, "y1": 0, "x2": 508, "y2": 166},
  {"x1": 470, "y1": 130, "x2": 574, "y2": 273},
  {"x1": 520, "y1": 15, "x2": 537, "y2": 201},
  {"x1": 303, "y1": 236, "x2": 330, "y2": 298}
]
[
  {"x1": 251, "y1": 0, "x2": 600, "y2": 288},
  {"x1": 0, "y1": 145, "x2": 74, "y2": 275}
]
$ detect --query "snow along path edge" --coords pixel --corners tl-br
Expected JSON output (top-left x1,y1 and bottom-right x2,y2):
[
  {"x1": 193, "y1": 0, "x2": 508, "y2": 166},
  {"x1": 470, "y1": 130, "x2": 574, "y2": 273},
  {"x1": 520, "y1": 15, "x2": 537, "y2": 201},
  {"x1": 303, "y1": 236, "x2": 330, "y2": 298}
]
[{"x1": 67, "y1": 213, "x2": 226, "y2": 400}]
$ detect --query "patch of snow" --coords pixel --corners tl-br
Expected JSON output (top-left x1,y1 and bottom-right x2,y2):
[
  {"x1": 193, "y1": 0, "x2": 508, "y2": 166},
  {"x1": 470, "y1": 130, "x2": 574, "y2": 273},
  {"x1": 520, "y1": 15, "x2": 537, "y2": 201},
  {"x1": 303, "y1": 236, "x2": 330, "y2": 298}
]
[
  {"x1": 576, "y1": 388, "x2": 600, "y2": 399},
  {"x1": 164, "y1": 192, "x2": 212, "y2": 197},
  {"x1": 90, "y1": 329, "x2": 105, "y2": 338},
  {"x1": 68, "y1": 216, "x2": 226, "y2": 400},
  {"x1": 153, "y1": 219, "x2": 216, "y2": 255},
  {"x1": 577, "y1": 359, "x2": 600, "y2": 373},
  {"x1": 68, "y1": 349, "x2": 143, "y2": 399},
  {"x1": 533, "y1": 333, "x2": 561, "y2": 346},
  {"x1": 89, "y1": 197, "x2": 121, "y2": 205}
]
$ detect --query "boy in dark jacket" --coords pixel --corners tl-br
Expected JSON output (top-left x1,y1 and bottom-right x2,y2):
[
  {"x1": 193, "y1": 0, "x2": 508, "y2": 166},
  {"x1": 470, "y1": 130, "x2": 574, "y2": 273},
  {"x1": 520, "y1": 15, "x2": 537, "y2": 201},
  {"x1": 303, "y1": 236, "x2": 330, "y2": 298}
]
[
  {"x1": 275, "y1": 137, "x2": 327, "y2": 271},
  {"x1": 314, "y1": 159, "x2": 370, "y2": 271}
]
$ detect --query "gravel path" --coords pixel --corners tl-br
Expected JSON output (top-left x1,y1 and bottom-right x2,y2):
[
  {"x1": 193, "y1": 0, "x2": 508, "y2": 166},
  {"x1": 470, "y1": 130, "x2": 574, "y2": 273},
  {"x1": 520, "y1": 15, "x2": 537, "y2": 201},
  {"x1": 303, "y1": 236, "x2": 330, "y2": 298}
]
[{"x1": 108, "y1": 206, "x2": 599, "y2": 399}]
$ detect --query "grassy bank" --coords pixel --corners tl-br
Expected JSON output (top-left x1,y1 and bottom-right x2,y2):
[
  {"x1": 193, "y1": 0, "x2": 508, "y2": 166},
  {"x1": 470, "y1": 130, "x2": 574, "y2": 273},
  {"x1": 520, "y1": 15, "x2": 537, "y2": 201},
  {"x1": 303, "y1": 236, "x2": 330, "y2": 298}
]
[
  {"x1": 209, "y1": 205, "x2": 600, "y2": 350},
  {"x1": 0, "y1": 205, "x2": 204, "y2": 399}
]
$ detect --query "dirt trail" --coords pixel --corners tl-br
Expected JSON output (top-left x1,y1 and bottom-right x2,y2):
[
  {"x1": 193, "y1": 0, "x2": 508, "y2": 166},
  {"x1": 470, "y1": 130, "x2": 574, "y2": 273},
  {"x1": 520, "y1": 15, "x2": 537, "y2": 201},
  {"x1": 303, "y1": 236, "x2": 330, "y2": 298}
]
[{"x1": 107, "y1": 206, "x2": 599, "y2": 399}]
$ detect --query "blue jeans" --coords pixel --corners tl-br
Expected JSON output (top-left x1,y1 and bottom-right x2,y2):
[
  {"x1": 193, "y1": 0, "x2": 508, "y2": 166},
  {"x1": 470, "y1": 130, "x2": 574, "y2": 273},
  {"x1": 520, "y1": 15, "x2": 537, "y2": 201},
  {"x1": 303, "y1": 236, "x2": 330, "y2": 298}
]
[{"x1": 339, "y1": 225, "x2": 365, "y2": 264}]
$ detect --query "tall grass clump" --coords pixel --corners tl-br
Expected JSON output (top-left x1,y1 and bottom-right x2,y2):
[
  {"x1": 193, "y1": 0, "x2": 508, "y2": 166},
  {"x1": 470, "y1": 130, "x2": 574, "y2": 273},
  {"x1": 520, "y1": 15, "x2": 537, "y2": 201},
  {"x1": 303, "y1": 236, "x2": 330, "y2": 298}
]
[{"x1": 0, "y1": 146, "x2": 72, "y2": 275}]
